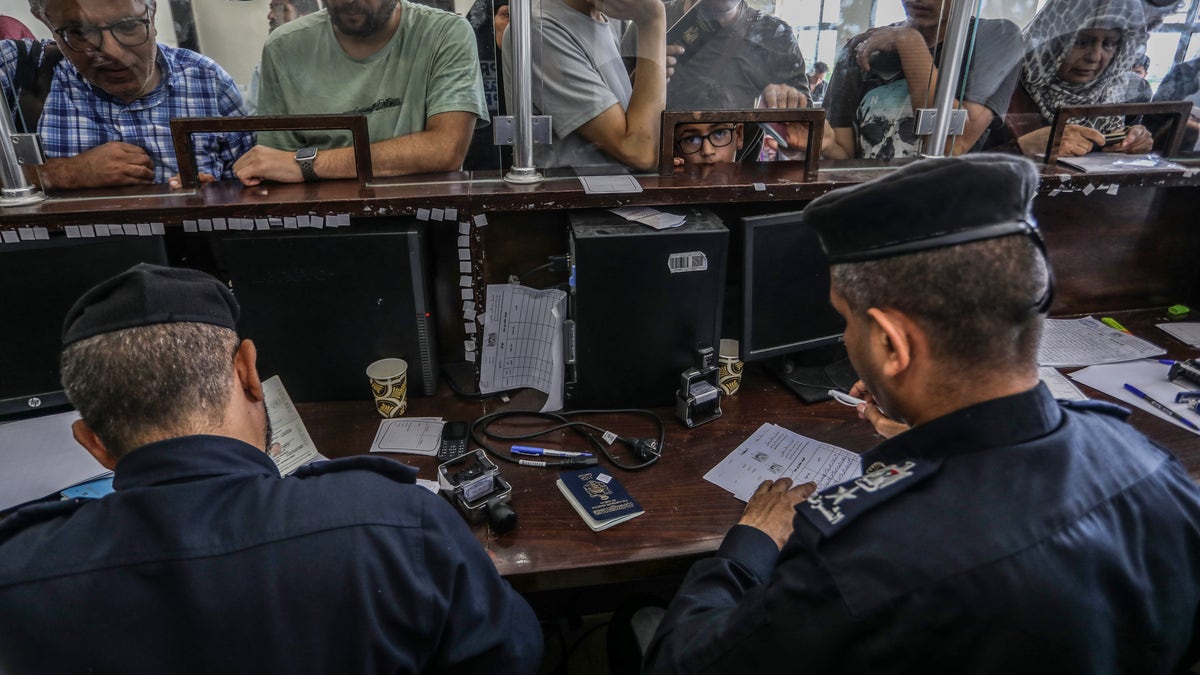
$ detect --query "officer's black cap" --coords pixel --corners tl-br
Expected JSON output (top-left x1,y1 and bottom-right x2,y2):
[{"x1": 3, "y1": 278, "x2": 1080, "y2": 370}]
[
  {"x1": 62, "y1": 263, "x2": 239, "y2": 347},
  {"x1": 805, "y1": 154, "x2": 1041, "y2": 264}
]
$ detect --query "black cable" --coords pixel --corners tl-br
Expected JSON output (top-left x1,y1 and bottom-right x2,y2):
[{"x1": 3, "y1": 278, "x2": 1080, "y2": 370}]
[
  {"x1": 515, "y1": 261, "x2": 555, "y2": 283},
  {"x1": 470, "y1": 408, "x2": 665, "y2": 471},
  {"x1": 783, "y1": 358, "x2": 858, "y2": 392}
]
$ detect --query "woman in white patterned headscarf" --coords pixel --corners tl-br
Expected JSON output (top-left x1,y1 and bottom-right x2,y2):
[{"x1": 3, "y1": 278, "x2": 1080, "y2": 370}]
[{"x1": 994, "y1": 0, "x2": 1158, "y2": 158}]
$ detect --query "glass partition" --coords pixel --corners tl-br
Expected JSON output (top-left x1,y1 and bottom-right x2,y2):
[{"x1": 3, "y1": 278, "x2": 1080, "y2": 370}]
[{"x1": 2, "y1": 0, "x2": 1199, "y2": 195}]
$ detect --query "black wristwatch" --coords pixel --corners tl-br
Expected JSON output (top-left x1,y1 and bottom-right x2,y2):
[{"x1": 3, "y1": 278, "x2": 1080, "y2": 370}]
[{"x1": 295, "y1": 146, "x2": 318, "y2": 182}]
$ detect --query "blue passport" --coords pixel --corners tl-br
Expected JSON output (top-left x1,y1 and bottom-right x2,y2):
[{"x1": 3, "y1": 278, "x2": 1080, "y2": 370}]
[{"x1": 556, "y1": 468, "x2": 644, "y2": 531}]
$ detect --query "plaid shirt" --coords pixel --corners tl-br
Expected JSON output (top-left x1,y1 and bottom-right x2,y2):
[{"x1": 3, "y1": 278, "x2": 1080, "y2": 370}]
[{"x1": 1, "y1": 40, "x2": 254, "y2": 183}]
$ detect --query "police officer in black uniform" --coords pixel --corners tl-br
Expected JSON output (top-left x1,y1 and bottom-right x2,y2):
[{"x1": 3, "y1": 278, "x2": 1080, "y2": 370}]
[
  {"x1": 644, "y1": 154, "x2": 1200, "y2": 674},
  {"x1": 0, "y1": 264, "x2": 543, "y2": 674}
]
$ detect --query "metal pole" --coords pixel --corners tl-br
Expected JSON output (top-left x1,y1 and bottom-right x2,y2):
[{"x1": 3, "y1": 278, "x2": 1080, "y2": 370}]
[
  {"x1": 504, "y1": 0, "x2": 543, "y2": 184},
  {"x1": 0, "y1": 93, "x2": 44, "y2": 206},
  {"x1": 921, "y1": 0, "x2": 974, "y2": 158}
]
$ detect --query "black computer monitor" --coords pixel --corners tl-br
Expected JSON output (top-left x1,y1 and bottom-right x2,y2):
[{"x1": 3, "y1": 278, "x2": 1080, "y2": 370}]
[
  {"x1": 0, "y1": 235, "x2": 168, "y2": 420},
  {"x1": 215, "y1": 227, "x2": 438, "y2": 403},
  {"x1": 740, "y1": 211, "x2": 855, "y2": 402}
]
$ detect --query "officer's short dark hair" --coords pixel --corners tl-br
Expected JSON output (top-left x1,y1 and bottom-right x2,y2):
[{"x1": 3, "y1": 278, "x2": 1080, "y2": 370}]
[
  {"x1": 830, "y1": 234, "x2": 1048, "y2": 368},
  {"x1": 60, "y1": 323, "x2": 239, "y2": 458},
  {"x1": 812, "y1": 61, "x2": 829, "y2": 74}
]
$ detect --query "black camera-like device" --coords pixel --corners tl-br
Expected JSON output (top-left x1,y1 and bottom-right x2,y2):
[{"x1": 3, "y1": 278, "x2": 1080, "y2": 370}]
[
  {"x1": 437, "y1": 449, "x2": 517, "y2": 533},
  {"x1": 676, "y1": 345, "x2": 722, "y2": 428}
]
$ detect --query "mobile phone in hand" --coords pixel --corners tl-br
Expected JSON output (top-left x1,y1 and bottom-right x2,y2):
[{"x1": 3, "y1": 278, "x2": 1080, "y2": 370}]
[{"x1": 1102, "y1": 128, "x2": 1129, "y2": 147}]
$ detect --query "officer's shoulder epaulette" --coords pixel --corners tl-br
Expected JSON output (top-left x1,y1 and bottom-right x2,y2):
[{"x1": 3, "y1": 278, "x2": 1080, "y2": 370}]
[
  {"x1": 799, "y1": 459, "x2": 941, "y2": 538},
  {"x1": 0, "y1": 499, "x2": 87, "y2": 539},
  {"x1": 1058, "y1": 398, "x2": 1131, "y2": 420},
  {"x1": 291, "y1": 455, "x2": 418, "y2": 485}
]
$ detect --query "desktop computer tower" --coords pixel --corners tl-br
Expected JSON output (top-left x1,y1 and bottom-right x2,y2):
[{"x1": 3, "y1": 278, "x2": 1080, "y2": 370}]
[
  {"x1": 566, "y1": 208, "x2": 728, "y2": 408},
  {"x1": 215, "y1": 225, "x2": 438, "y2": 402}
]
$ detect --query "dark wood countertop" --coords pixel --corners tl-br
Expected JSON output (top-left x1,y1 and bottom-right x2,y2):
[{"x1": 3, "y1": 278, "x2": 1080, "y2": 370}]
[
  {"x1": 1, "y1": 159, "x2": 1196, "y2": 231},
  {"x1": 297, "y1": 308, "x2": 1200, "y2": 593}
]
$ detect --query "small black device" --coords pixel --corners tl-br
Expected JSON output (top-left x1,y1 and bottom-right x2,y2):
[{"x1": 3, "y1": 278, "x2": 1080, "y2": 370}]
[
  {"x1": 438, "y1": 450, "x2": 517, "y2": 533},
  {"x1": 437, "y1": 421, "x2": 470, "y2": 462},
  {"x1": 676, "y1": 345, "x2": 722, "y2": 428},
  {"x1": 740, "y1": 210, "x2": 856, "y2": 403},
  {"x1": 1168, "y1": 359, "x2": 1200, "y2": 389}
]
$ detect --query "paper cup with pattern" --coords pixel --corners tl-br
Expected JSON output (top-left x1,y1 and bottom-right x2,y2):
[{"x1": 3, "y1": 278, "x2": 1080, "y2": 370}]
[
  {"x1": 366, "y1": 358, "x2": 409, "y2": 418},
  {"x1": 718, "y1": 339, "x2": 743, "y2": 396}
]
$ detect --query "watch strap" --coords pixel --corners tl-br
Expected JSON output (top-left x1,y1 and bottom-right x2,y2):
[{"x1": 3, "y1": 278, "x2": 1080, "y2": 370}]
[{"x1": 296, "y1": 147, "x2": 318, "y2": 182}]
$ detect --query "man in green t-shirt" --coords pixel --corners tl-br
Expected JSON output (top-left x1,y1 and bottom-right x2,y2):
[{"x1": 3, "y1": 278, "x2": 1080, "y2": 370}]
[{"x1": 233, "y1": 0, "x2": 488, "y2": 184}]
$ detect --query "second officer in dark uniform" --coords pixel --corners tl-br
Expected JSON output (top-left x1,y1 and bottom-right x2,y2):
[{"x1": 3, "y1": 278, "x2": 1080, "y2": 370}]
[
  {"x1": 0, "y1": 264, "x2": 543, "y2": 674},
  {"x1": 644, "y1": 154, "x2": 1200, "y2": 674}
]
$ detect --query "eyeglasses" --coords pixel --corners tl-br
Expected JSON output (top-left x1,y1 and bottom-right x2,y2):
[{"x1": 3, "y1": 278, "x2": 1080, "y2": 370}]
[
  {"x1": 53, "y1": 13, "x2": 152, "y2": 53},
  {"x1": 676, "y1": 127, "x2": 736, "y2": 154}
]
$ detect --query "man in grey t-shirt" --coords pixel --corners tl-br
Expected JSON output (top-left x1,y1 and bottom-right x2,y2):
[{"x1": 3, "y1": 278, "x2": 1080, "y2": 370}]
[{"x1": 505, "y1": 0, "x2": 666, "y2": 171}]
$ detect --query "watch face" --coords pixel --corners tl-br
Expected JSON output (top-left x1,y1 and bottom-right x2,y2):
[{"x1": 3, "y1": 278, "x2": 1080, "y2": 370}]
[{"x1": 296, "y1": 147, "x2": 317, "y2": 161}]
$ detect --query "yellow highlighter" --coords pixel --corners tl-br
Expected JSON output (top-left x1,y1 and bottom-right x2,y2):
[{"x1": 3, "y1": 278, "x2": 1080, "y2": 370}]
[{"x1": 1101, "y1": 317, "x2": 1132, "y2": 335}]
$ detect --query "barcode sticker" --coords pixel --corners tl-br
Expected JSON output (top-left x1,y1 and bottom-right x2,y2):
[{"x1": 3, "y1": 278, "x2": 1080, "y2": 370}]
[{"x1": 667, "y1": 251, "x2": 708, "y2": 273}]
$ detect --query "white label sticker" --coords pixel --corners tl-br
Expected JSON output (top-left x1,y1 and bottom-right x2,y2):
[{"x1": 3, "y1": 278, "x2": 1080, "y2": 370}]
[
  {"x1": 601, "y1": 430, "x2": 618, "y2": 445},
  {"x1": 668, "y1": 251, "x2": 708, "y2": 273}
]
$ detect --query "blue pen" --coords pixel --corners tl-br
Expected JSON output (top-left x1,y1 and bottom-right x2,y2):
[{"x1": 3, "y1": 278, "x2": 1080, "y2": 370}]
[
  {"x1": 1123, "y1": 383, "x2": 1200, "y2": 431},
  {"x1": 510, "y1": 445, "x2": 593, "y2": 458}
]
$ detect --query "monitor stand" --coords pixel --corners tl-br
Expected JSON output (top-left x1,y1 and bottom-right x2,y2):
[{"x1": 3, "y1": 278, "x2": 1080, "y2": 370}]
[{"x1": 766, "y1": 343, "x2": 859, "y2": 404}]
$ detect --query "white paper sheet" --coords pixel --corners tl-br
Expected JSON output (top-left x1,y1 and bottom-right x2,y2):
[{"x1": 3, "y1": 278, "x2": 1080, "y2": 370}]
[
  {"x1": 704, "y1": 423, "x2": 863, "y2": 502},
  {"x1": 1069, "y1": 359, "x2": 1200, "y2": 435},
  {"x1": 263, "y1": 376, "x2": 325, "y2": 475},
  {"x1": 1037, "y1": 316, "x2": 1165, "y2": 367},
  {"x1": 1038, "y1": 366, "x2": 1088, "y2": 401},
  {"x1": 1157, "y1": 322, "x2": 1200, "y2": 348},
  {"x1": 608, "y1": 206, "x2": 686, "y2": 230},
  {"x1": 370, "y1": 417, "x2": 445, "y2": 455},
  {"x1": 0, "y1": 410, "x2": 110, "y2": 510},
  {"x1": 479, "y1": 284, "x2": 567, "y2": 412}
]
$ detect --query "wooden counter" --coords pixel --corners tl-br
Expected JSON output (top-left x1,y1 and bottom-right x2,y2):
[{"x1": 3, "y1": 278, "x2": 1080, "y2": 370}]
[{"x1": 299, "y1": 309, "x2": 1200, "y2": 594}]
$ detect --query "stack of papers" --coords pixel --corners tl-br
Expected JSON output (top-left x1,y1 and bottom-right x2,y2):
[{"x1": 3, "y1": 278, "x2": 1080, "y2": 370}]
[
  {"x1": 1037, "y1": 316, "x2": 1164, "y2": 367},
  {"x1": 608, "y1": 206, "x2": 686, "y2": 230},
  {"x1": 704, "y1": 423, "x2": 862, "y2": 501}
]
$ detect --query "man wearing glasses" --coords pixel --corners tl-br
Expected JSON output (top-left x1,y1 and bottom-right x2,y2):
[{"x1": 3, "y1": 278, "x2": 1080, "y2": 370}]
[{"x1": 0, "y1": 0, "x2": 253, "y2": 189}]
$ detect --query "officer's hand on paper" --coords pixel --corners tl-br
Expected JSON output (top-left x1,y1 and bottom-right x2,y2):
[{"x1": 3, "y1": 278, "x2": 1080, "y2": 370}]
[{"x1": 737, "y1": 478, "x2": 816, "y2": 549}]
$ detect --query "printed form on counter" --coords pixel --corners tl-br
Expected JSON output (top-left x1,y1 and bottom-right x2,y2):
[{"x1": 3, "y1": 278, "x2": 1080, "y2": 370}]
[
  {"x1": 1037, "y1": 316, "x2": 1164, "y2": 368},
  {"x1": 705, "y1": 423, "x2": 862, "y2": 501}
]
